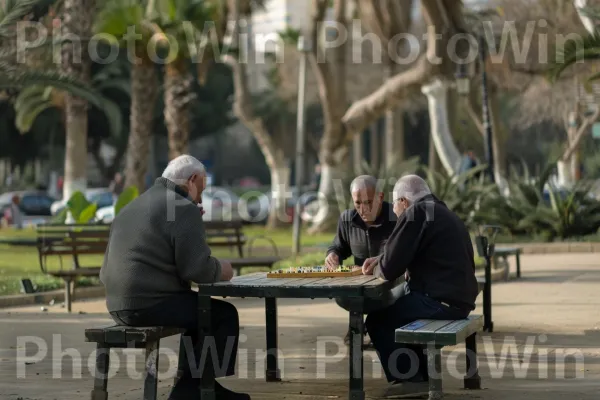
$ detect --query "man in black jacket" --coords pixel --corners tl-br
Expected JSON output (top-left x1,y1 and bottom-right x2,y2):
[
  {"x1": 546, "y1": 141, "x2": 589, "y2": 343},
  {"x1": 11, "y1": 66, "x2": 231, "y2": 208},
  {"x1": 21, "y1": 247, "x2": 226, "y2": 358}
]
[
  {"x1": 362, "y1": 174, "x2": 479, "y2": 395},
  {"x1": 324, "y1": 175, "x2": 398, "y2": 344}
]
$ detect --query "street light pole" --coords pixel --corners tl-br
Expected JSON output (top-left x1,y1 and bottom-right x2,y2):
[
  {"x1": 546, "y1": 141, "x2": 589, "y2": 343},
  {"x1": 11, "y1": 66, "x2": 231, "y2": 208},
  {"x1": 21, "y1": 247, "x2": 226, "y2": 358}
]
[
  {"x1": 292, "y1": 36, "x2": 310, "y2": 257},
  {"x1": 479, "y1": 34, "x2": 495, "y2": 183}
]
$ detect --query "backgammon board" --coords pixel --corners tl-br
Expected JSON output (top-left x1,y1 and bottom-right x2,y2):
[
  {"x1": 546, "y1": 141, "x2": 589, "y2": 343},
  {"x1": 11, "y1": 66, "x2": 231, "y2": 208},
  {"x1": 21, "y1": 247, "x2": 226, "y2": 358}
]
[{"x1": 266, "y1": 265, "x2": 362, "y2": 278}]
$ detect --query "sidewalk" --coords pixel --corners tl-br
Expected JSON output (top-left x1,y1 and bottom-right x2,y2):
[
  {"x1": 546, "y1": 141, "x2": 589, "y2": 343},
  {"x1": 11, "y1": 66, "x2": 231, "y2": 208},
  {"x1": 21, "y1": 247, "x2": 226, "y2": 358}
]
[{"x1": 1, "y1": 253, "x2": 599, "y2": 399}]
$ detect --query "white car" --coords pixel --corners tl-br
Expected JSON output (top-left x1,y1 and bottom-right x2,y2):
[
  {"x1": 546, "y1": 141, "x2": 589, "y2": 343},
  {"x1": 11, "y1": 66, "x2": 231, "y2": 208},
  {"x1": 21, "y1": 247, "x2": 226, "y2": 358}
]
[
  {"x1": 51, "y1": 188, "x2": 113, "y2": 216},
  {"x1": 95, "y1": 186, "x2": 250, "y2": 224}
]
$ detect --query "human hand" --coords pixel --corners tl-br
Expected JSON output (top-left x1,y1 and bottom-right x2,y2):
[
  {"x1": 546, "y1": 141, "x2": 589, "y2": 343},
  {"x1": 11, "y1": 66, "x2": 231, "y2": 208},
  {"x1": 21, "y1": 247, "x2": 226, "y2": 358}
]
[
  {"x1": 362, "y1": 257, "x2": 379, "y2": 275},
  {"x1": 219, "y1": 260, "x2": 234, "y2": 281},
  {"x1": 325, "y1": 253, "x2": 339, "y2": 270},
  {"x1": 404, "y1": 270, "x2": 410, "y2": 281}
]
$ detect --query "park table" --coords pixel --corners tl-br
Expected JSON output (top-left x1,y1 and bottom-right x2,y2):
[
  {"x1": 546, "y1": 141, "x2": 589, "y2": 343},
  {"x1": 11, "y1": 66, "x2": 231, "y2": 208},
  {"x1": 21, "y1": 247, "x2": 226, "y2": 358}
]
[{"x1": 195, "y1": 271, "x2": 404, "y2": 400}]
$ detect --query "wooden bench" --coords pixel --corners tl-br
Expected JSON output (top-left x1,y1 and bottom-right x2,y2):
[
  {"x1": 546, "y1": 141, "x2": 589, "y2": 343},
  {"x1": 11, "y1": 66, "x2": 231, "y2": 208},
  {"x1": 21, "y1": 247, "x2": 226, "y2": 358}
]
[
  {"x1": 494, "y1": 246, "x2": 522, "y2": 278},
  {"x1": 395, "y1": 315, "x2": 484, "y2": 400},
  {"x1": 84, "y1": 325, "x2": 185, "y2": 400},
  {"x1": 204, "y1": 220, "x2": 282, "y2": 276},
  {"x1": 36, "y1": 225, "x2": 110, "y2": 312},
  {"x1": 204, "y1": 220, "x2": 248, "y2": 257}
]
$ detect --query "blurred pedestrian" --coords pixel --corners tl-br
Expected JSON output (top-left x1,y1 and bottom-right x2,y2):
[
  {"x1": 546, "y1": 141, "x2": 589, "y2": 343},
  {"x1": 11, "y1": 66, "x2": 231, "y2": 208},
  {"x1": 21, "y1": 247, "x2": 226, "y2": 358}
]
[{"x1": 109, "y1": 172, "x2": 124, "y2": 204}]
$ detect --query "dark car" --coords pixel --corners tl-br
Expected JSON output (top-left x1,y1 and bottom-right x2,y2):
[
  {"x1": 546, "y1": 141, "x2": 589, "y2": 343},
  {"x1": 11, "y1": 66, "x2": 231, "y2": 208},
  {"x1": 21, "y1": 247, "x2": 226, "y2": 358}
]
[{"x1": 0, "y1": 190, "x2": 56, "y2": 226}]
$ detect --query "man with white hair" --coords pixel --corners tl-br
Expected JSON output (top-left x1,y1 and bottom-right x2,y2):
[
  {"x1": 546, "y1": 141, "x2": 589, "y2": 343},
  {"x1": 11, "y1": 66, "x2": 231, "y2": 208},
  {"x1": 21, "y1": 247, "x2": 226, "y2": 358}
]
[
  {"x1": 100, "y1": 155, "x2": 249, "y2": 400},
  {"x1": 325, "y1": 175, "x2": 398, "y2": 346},
  {"x1": 361, "y1": 174, "x2": 479, "y2": 396}
]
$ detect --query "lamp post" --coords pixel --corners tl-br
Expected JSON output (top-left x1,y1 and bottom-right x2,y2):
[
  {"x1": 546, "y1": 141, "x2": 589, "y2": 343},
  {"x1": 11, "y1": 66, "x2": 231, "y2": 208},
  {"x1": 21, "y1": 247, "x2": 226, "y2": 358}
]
[
  {"x1": 478, "y1": 35, "x2": 495, "y2": 183},
  {"x1": 454, "y1": 35, "x2": 495, "y2": 183},
  {"x1": 292, "y1": 35, "x2": 311, "y2": 257}
]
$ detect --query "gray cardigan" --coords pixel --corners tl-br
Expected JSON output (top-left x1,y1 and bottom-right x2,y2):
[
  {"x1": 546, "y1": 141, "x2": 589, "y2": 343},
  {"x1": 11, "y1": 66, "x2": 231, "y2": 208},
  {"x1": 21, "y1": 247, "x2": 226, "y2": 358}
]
[{"x1": 100, "y1": 177, "x2": 222, "y2": 312}]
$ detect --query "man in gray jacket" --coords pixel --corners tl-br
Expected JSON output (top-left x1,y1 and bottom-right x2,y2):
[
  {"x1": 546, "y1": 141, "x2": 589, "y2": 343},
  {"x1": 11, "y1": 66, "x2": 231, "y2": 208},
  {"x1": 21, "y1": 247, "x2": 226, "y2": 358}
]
[{"x1": 100, "y1": 155, "x2": 249, "y2": 400}]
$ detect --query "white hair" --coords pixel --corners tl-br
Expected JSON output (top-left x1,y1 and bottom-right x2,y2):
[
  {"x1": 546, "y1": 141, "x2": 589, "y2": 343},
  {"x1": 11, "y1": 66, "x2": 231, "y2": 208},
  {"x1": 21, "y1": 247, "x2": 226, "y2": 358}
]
[
  {"x1": 393, "y1": 174, "x2": 431, "y2": 203},
  {"x1": 161, "y1": 155, "x2": 206, "y2": 184},
  {"x1": 350, "y1": 175, "x2": 379, "y2": 193}
]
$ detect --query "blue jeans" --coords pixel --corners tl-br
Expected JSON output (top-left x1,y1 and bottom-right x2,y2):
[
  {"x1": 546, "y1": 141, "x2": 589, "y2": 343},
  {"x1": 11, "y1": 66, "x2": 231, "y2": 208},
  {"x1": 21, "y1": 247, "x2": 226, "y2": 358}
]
[{"x1": 365, "y1": 291, "x2": 470, "y2": 383}]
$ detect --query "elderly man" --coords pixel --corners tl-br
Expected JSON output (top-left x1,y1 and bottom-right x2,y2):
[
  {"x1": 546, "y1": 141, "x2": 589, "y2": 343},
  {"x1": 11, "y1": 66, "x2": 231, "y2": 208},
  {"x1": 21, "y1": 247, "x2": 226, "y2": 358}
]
[
  {"x1": 325, "y1": 175, "x2": 399, "y2": 345},
  {"x1": 100, "y1": 155, "x2": 249, "y2": 400},
  {"x1": 361, "y1": 174, "x2": 479, "y2": 395}
]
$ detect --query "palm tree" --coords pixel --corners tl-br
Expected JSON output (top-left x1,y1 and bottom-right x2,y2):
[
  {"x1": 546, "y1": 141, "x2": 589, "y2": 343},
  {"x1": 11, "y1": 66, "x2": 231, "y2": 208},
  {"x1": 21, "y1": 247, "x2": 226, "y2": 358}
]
[
  {"x1": 52, "y1": 0, "x2": 96, "y2": 200},
  {"x1": 1, "y1": 0, "x2": 125, "y2": 201},
  {"x1": 149, "y1": 0, "x2": 219, "y2": 160},
  {"x1": 548, "y1": 5, "x2": 600, "y2": 83},
  {"x1": 95, "y1": 0, "x2": 160, "y2": 192},
  {"x1": 0, "y1": 1, "x2": 107, "y2": 99}
]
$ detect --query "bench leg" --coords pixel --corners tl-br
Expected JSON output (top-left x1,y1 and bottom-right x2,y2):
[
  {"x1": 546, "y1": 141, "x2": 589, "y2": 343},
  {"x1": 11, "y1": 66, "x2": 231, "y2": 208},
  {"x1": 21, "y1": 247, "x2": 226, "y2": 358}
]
[
  {"x1": 348, "y1": 297, "x2": 365, "y2": 400},
  {"x1": 64, "y1": 278, "x2": 73, "y2": 313},
  {"x1": 143, "y1": 340, "x2": 160, "y2": 400},
  {"x1": 463, "y1": 333, "x2": 481, "y2": 390},
  {"x1": 427, "y1": 345, "x2": 443, "y2": 400},
  {"x1": 265, "y1": 297, "x2": 281, "y2": 381},
  {"x1": 197, "y1": 295, "x2": 215, "y2": 400},
  {"x1": 516, "y1": 252, "x2": 521, "y2": 278},
  {"x1": 91, "y1": 343, "x2": 110, "y2": 400}
]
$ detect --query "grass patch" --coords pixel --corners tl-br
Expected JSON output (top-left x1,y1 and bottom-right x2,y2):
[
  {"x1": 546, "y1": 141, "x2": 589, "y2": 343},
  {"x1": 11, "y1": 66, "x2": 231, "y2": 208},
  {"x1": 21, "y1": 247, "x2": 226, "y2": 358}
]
[
  {"x1": 0, "y1": 225, "x2": 336, "y2": 296},
  {"x1": 0, "y1": 220, "x2": 588, "y2": 296}
]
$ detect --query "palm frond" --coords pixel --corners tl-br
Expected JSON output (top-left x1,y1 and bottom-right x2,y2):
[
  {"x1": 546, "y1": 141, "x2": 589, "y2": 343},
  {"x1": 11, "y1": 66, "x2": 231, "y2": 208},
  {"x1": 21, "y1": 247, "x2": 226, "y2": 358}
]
[
  {"x1": 548, "y1": 31, "x2": 600, "y2": 82},
  {"x1": 0, "y1": 69, "x2": 123, "y2": 136},
  {"x1": 577, "y1": 5, "x2": 600, "y2": 21},
  {"x1": 0, "y1": 0, "x2": 49, "y2": 37}
]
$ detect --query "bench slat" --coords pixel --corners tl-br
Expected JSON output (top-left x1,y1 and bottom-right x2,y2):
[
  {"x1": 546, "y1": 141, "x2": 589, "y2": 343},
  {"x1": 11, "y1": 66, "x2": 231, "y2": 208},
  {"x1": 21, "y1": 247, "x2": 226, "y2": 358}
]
[
  {"x1": 395, "y1": 315, "x2": 483, "y2": 346},
  {"x1": 85, "y1": 325, "x2": 185, "y2": 345}
]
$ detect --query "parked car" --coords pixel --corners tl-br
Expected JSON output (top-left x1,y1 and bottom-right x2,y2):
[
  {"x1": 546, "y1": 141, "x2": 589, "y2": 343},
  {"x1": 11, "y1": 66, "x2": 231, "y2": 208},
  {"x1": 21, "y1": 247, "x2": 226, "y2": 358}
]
[
  {"x1": 95, "y1": 185, "x2": 250, "y2": 224},
  {"x1": 50, "y1": 187, "x2": 113, "y2": 216},
  {"x1": 0, "y1": 190, "x2": 56, "y2": 226}
]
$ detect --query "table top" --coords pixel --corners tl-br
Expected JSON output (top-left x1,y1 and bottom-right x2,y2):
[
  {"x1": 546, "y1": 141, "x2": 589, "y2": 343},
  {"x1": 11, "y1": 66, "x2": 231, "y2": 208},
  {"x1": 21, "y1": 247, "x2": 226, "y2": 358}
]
[{"x1": 196, "y1": 272, "x2": 400, "y2": 299}]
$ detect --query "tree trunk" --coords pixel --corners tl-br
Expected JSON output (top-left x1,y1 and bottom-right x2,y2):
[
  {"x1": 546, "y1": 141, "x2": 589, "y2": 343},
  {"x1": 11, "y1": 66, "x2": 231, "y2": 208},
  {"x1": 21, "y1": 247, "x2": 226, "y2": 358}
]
[
  {"x1": 370, "y1": 121, "x2": 380, "y2": 169},
  {"x1": 266, "y1": 160, "x2": 291, "y2": 228},
  {"x1": 353, "y1": 131, "x2": 364, "y2": 173},
  {"x1": 421, "y1": 79, "x2": 462, "y2": 177},
  {"x1": 342, "y1": 0, "x2": 468, "y2": 148},
  {"x1": 124, "y1": 58, "x2": 159, "y2": 192},
  {"x1": 428, "y1": 131, "x2": 438, "y2": 171},
  {"x1": 307, "y1": 0, "x2": 350, "y2": 232},
  {"x1": 165, "y1": 59, "x2": 194, "y2": 160},
  {"x1": 60, "y1": 0, "x2": 95, "y2": 200},
  {"x1": 384, "y1": 62, "x2": 405, "y2": 169}
]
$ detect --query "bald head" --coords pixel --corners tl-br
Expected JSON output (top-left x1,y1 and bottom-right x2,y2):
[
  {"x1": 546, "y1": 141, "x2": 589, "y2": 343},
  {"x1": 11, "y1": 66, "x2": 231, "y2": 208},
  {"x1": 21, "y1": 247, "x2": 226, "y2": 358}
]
[{"x1": 393, "y1": 175, "x2": 431, "y2": 203}]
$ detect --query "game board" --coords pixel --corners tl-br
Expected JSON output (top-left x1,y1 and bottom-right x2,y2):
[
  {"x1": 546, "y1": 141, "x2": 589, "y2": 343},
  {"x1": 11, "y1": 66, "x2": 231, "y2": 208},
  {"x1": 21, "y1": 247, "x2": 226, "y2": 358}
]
[{"x1": 266, "y1": 265, "x2": 363, "y2": 278}]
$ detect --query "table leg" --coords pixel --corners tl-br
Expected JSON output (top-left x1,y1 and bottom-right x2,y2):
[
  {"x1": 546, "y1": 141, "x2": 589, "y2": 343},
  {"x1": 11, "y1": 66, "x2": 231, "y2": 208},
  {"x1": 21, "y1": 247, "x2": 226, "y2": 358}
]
[
  {"x1": 347, "y1": 297, "x2": 364, "y2": 400},
  {"x1": 516, "y1": 252, "x2": 521, "y2": 278},
  {"x1": 265, "y1": 297, "x2": 281, "y2": 381},
  {"x1": 197, "y1": 295, "x2": 215, "y2": 400}
]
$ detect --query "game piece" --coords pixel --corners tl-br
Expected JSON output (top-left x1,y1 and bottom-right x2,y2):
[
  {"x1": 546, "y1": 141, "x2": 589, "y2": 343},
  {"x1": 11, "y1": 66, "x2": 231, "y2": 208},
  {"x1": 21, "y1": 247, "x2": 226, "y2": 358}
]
[{"x1": 266, "y1": 265, "x2": 362, "y2": 278}]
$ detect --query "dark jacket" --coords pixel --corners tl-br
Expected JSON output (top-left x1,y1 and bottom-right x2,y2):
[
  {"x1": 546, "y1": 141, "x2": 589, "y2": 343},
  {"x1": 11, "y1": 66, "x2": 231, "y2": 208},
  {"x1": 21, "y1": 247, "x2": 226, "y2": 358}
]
[
  {"x1": 326, "y1": 201, "x2": 397, "y2": 267},
  {"x1": 377, "y1": 194, "x2": 479, "y2": 311},
  {"x1": 100, "y1": 177, "x2": 222, "y2": 312}
]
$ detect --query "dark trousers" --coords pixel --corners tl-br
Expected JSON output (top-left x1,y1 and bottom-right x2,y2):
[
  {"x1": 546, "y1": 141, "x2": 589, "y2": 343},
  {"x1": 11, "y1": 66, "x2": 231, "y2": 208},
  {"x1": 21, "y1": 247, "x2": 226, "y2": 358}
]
[
  {"x1": 110, "y1": 292, "x2": 239, "y2": 393},
  {"x1": 365, "y1": 291, "x2": 470, "y2": 383}
]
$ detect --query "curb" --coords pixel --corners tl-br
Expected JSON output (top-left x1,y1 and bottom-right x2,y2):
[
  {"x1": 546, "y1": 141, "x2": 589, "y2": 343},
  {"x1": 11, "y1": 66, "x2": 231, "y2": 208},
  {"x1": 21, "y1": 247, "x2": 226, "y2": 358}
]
[
  {"x1": 508, "y1": 242, "x2": 600, "y2": 254},
  {"x1": 0, "y1": 285, "x2": 105, "y2": 309}
]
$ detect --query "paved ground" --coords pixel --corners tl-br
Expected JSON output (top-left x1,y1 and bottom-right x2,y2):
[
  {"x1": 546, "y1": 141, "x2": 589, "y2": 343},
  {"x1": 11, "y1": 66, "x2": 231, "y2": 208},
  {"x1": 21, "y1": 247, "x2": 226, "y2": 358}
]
[{"x1": 1, "y1": 253, "x2": 600, "y2": 399}]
